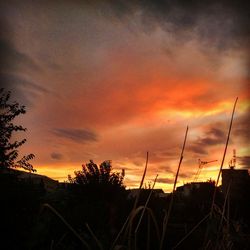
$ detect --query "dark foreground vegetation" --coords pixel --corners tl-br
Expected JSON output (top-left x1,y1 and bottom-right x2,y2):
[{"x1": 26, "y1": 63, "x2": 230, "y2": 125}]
[
  {"x1": 1, "y1": 89, "x2": 250, "y2": 249},
  {"x1": 1, "y1": 167, "x2": 250, "y2": 250}
]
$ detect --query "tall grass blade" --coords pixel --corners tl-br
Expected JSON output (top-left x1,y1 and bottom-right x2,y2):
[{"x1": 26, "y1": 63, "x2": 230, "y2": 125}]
[
  {"x1": 147, "y1": 212, "x2": 151, "y2": 250},
  {"x1": 215, "y1": 179, "x2": 232, "y2": 250},
  {"x1": 160, "y1": 126, "x2": 189, "y2": 250},
  {"x1": 135, "y1": 174, "x2": 158, "y2": 234},
  {"x1": 41, "y1": 203, "x2": 91, "y2": 250},
  {"x1": 210, "y1": 97, "x2": 238, "y2": 214},
  {"x1": 111, "y1": 152, "x2": 149, "y2": 249},
  {"x1": 55, "y1": 233, "x2": 67, "y2": 248},
  {"x1": 85, "y1": 223, "x2": 103, "y2": 250},
  {"x1": 110, "y1": 214, "x2": 131, "y2": 250},
  {"x1": 203, "y1": 97, "x2": 238, "y2": 247},
  {"x1": 134, "y1": 151, "x2": 149, "y2": 209},
  {"x1": 127, "y1": 206, "x2": 160, "y2": 250},
  {"x1": 134, "y1": 174, "x2": 158, "y2": 249},
  {"x1": 172, "y1": 213, "x2": 210, "y2": 249}
]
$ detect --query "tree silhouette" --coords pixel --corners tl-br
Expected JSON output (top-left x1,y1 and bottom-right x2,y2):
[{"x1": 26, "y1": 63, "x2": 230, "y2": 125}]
[
  {"x1": 0, "y1": 88, "x2": 35, "y2": 171},
  {"x1": 66, "y1": 160, "x2": 127, "y2": 248},
  {"x1": 71, "y1": 160, "x2": 125, "y2": 189}
]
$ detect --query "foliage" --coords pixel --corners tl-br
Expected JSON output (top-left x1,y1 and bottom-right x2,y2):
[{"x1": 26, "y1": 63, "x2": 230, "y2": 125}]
[
  {"x1": 0, "y1": 88, "x2": 35, "y2": 171},
  {"x1": 70, "y1": 160, "x2": 125, "y2": 189},
  {"x1": 63, "y1": 161, "x2": 128, "y2": 248}
]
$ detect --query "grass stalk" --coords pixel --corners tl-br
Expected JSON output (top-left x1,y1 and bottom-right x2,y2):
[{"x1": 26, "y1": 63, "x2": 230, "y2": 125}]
[
  {"x1": 204, "y1": 239, "x2": 212, "y2": 250},
  {"x1": 160, "y1": 126, "x2": 189, "y2": 250},
  {"x1": 215, "y1": 180, "x2": 232, "y2": 250},
  {"x1": 172, "y1": 213, "x2": 210, "y2": 249},
  {"x1": 110, "y1": 213, "x2": 131, "y2": 250},
  {"x1": 147, "y1": 208, "x2": 161, "y2": 242},
  {"x1": 85, "y1": 223, "x2": 103, "y2": 250},
  {"x1": 55, "y1": 233, "x2": 67, "y2": 248},
  {"x1": 127, "y1": 206, "x2": 160, "y2": 250},
  {"x1": 147, "y1": 211, "x2": 151, "y2": 250},
  {"x1": 50, "y1": 240, "x2": 54, "y2": 250},
  {"x1": 133, "y1": 151, "x2": 149, "y2": 210},
  {"x1": 210, "y1": 97, "x2": 238, "y2": 215},
  {"x1": 41, "y1": 203, "x2": 91, "y2": 250},
  {"x1": 135, "y1": 174, "x2": 158, "y2": 234},
  {"x1": 203, "y1": 97, "x2": 238, "y2": 248},
  {"x1": 111, "y1": 152, "x2": 149, "y2": 249},
  {"x1": 134, "y1": 174, "x2": 158, "y2": 249}
]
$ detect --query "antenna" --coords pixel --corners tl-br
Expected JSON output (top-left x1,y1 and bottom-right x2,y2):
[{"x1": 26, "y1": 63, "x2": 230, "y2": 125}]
[
  {"x1": 193, "y1": 159, "x2": 218, "y2": 182},
  {"x1": 229, "y1": 149, "x2": 236, "y2": 169}
]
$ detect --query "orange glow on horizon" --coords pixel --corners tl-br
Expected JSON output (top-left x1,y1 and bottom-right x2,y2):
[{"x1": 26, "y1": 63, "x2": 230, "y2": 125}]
[{"x1": 35, "y1": 162, "x2": 227, "y2": 193}]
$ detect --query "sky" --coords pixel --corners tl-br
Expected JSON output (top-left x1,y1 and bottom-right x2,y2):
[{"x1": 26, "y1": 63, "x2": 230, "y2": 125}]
[{"x1": 1, "y1": 0, "x2": 249, "y2": 192}]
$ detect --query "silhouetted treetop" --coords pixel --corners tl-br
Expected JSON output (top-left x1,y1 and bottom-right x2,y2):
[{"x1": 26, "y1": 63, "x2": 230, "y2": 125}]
[
  {"x1": 69, "y1": 160, "x2": 125, "y2": 188},
  {"x1": 0, "y1": 88, "x2": 35, "y2": 171}
]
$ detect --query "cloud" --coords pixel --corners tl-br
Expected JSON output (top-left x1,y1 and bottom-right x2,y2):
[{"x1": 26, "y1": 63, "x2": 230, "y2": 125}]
[
  {"x1": 187, "y1": 144, "x2": 207, "y2": 155},
  {"x1": 238, "y1": 156, "x2": 250, "y2": 169},
  {"x1": 199, "y1": 128, "x2": 226, "y2": 146},
  {"x1": 0, "y1": 73, "x2": 49, "y2": 106},
  {"x1": 53, "y1": 128, "x2": 98, "y2": 143},
  {"x1": 156, "y1": 177, "x2": 174, "y2": 184},
  {"x1": 179, "y1": 172, "x2": 194, "y2": 179},
  {"x1": 0, "y1": 39, "x2": 41, "y2": 72},
  {"x1": 1, "y1": 73, "x2": 48, "y2": 93},
  {"x1": 157, "y1": 165, "x2": 174, "y2": 173},
  {"x1": 188, "y1": 127, "x2": 226, "y2": 155},
  {"x1": 94, "y1": 0, "x2": 250, "y2": 50},
  {"x1": 207, "y1": 128, "x2": 225, "y2": 139},
  {"x1": 1, "y1": 0, "x2": 249, "y2": 127},
  {"x1": 51, "y1": 152, "x2": 63, "y2": 160},
  {"x1": 233, "y1": 108, "x2": 250, "y2": 143},
  {"x1": 37, "y1": 52, "x2": 62, "y2": 71},
  {"x1": 46, "y1": 62, "x2": 62, "y2": 71}
]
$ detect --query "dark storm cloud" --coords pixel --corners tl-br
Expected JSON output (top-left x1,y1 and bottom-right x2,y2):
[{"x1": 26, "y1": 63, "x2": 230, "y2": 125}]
[
  {"x1": 207, "y1": 128, "x2": 225, "y2": 139},
  {"x1": 200, "y1": 128, "x2": 226, "y2": 146},
  {"x1": 0, "y1": 39, "x2": 41, "y2": 72},
  {"x1": 98, "y1": 0, "x2": 250, "y2": 49},
  {"x1": 238, "y1": 156, "x2": 250, "y2": 169},
  {"x1": 51, "y1": 152, "x2": 63, "y2": 160},
  {"x1": 32, "y1": 0, "x2": 249, "y2": 48},
  {"x1": 2, "y1": 73, "x2": 48, "y2": 93},
  {"x1": 36, "y1": 52, "x2": 62, "y2": 71},
  {"x1": 188, "y1": 127, "x2": 226, "y2": 155},
  {"x1": 53, "y1": 128, "x2": 98, "y2": 143},
  {"x1": 0, "y1": 73, "x2": 49, "y2": 106},
  {"x1": 233, "y1": 108, "x2": 250, "y2": 143},
  {"x1": 202, "y1": 127, "x2": 226, "y2": 145},
  {"x1": 0, "y1": 12, "x2": 40, "y2": 89},
  {"x1": 187, "y1": 144, "x2": 208, "y2": 155},
  {"x1": 46, "y1": 62, "x2": 62, "y2": 71}
]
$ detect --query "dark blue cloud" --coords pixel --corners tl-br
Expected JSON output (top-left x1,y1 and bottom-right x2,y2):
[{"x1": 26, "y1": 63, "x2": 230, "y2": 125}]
[
  {"x1": 0, "y1": 39, "x2": 41, "y2": 72},
  {"x1": 188, "y1": 127, "x2": 226, "y2": 155},
  {"x1": 0, "y1": 73, "x2": 49, "y2": 106},
  {"x1": 238, "y1": 156, "x2": 250, "y2": 169},
  {"x1": 53, "y1": 128, "x2": 98, "y2": 143},
  {"x1": 97, "y1": 0, "x2": 250, "y2": 50},
  {"x1": 51, "y1": 152, "x2": 63, "y2": 160}
]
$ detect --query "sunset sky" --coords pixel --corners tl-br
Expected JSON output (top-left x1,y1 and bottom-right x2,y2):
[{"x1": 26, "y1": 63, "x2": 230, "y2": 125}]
[{"x1": 1, "y1": 0, "x2": 249, "y2": 192}]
